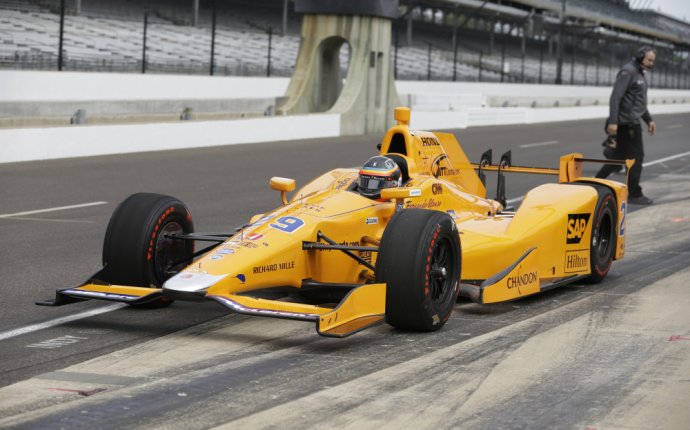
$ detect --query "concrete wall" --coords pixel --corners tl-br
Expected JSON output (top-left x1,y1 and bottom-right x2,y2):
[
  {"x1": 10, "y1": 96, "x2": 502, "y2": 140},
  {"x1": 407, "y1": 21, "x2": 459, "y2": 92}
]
[
  {"x1": 0, "y1": 114, "x2": 341, "y2": 164},
  {"x1": 2, "y1": 71, "x2": 690, "y2": 163},
  {"x1": 0, "y1": 71, "x2": 290, "y2": 102}
]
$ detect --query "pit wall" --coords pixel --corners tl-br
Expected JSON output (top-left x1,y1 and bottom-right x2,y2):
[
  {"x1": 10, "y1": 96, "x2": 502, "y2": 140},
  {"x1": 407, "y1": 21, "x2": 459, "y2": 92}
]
[{"x1": 1, "y1": 71, "x2": 689, "y2": 163}]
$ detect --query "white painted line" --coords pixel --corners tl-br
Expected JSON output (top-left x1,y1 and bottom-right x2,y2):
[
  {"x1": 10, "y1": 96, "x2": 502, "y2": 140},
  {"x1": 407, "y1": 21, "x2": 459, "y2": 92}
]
[
  {"x1": 0, "y1": 304, "x2": 125, "y2": 342},
  {"x1": 667, "y1": 124, "x2": 683, "y2": 129},
  {"x1": 643, "y1": 150, "x2": 690, "y2": 167},
  {"x1": 519, "y1": 140, "x2": 559, "y2": 148},
  {"x1": 0, "y1": 201, "x2": 107, "y2": 218},
  {"x1": 5, "y1": 217, "x2": 94, "y2": 224}
]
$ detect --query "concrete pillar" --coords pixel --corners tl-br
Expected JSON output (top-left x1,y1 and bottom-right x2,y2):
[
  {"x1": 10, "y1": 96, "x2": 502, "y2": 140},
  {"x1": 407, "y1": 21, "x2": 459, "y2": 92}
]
[{"x1": 277, "y1": 13, "x2": 399, "y2": 135}]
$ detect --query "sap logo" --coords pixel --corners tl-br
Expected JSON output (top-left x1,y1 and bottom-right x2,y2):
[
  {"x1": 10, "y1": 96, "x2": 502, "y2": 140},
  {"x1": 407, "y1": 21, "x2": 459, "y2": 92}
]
[{"x1": 567, "y1": 213, "x2": 591, "y2": 244}]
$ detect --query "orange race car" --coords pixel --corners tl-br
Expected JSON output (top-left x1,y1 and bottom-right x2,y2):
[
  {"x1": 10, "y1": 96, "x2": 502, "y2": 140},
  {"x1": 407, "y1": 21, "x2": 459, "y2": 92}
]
[{"x1": 38, "y1": 107, "x2": 631, "y2": 337}]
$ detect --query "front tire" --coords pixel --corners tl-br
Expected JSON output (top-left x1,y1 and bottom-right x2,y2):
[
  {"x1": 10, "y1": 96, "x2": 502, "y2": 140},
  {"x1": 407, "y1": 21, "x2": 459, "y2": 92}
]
[
  {"x1": 101, "y1": 193, "x2": 194, "y2": 308},
  {"x1": 585, "y1": 186, "x2": 617, "y2": 283},
  {"x1": 376, "y1": 209, "x2": 461, "y2": 331}
]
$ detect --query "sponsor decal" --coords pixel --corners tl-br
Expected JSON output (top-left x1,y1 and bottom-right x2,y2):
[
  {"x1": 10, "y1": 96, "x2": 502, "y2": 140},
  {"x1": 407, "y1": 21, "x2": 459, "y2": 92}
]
[
  {"x1": 619, "y1": 202, "x2": 627, "y2": 236},
  {"x1": 565, "y1": 250, "x2": 589, "y2": 273},
  {"x1": 217, "y1": 249, "x2": 234, "y2": 255},
  {"x1": 421, "y1": 136, "x2": 440, "y2": 147},
  {"x1": 253, "y1": 260, "x2": 295, "y2": 274},
  {"x1": 430, "y1": 155, "x2": 460, "y2": 177},
  {"x1": 250, "y1": 215, "x2": 272, "y2": 227},
  {"x1": 246, "y1": 233, "x2": 264, "y2": 241},
  {"x1": 409, "y1": 189, "x2": 422, "y2": 197},
  {"x1": 270, "y1": 216, "x2": 305, "y2": 233},
  {"x1": 405, "y1": 198, "x2": 443, "y2": 209},
  {"x1": 303, "y1": 203, "x2": 325, "y2": 213},
  {"x1": 211, "y1": 255, "x2": 224, "y2": 260},
  {"x1": 365, "y1": 217, "x2": 378, "y2": 225},
  {"x1": 237, "y1": 241, "x2": 259, "y2": 249},
  {"x1": 431, "y1": 183, "x2": 443, "y2": 195},
  {"x1": 334, "y1": 178, "x2": 352, "y2": 190},
  {"x1": 567, "y1": 213, "x2": 591, "y2": 244},
  {"x1": 506, "y1": 268, "x2": 538, "y2": 289}
]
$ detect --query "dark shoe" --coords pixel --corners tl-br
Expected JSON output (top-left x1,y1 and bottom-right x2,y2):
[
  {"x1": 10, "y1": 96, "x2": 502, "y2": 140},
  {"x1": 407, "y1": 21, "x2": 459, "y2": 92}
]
[{"x1": 629, "y1": 195, "x2": 653, "y2": 205}]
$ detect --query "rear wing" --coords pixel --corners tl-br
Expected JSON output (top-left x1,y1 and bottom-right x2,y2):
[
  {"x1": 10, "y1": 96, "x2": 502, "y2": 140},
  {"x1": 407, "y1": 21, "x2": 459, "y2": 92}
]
[{"x1": 471, "y1": 149, "x2": 634, "y2": 207}]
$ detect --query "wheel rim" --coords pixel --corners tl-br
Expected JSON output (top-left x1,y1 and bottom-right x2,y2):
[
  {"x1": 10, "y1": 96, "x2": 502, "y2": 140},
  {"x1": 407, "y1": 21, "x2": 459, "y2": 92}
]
[
  {"x1": 428, "y1": 237, "x2": 454, "y2": 305},
  {"x1": 593, "y1": 212, "x2": 613, "y2": 262},
  {"x1": 154, "y1": 221, "x2": 186, "y2": 284}
]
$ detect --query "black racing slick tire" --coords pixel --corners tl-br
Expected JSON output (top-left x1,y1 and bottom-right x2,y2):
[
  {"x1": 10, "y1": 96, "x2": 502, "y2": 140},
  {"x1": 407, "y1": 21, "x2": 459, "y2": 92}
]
[
  {"x1": 376, "y1": 209, "x2": 461, "y2": 332},
  {"x1": 101, "y1": 193, "x2": 194, "y2": 308},
  {"x1": 585, "y1": 186, "x2": 617, "y2": 284}
]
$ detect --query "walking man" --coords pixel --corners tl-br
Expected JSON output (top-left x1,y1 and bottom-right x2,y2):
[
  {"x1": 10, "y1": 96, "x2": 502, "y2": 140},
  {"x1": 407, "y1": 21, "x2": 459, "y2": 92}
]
[{"x1": 596, "y1": 46, "x2": 657, "y2": 205}]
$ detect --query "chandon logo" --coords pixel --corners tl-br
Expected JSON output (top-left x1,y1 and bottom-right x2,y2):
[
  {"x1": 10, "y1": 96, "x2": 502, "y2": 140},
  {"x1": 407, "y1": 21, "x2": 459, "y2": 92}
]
[
  {"x1": 506, "y1": 270, "x2": 537, "y2": 289},
  {"x1": 567, "y1": 213, "x2": 591, "y2": 244}
]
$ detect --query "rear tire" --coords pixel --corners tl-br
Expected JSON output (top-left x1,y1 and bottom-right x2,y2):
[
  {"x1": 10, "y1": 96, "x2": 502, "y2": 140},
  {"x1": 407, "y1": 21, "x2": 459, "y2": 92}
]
[
  {"x1": 101, "y1": 193, "x2": 194, "y2": 308},
  {"x1": 376, "y1": 209, "x2": 461, "y2": 331},
  {"x1": 585, "y1": 186, "x2": 617, "y2": 283}
]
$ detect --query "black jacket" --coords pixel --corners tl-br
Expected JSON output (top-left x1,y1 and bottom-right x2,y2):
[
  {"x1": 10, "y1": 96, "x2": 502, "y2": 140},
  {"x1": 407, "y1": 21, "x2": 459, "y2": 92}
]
[{"x1": 608, "y1": 61, "x2": 653, "y2": 126}]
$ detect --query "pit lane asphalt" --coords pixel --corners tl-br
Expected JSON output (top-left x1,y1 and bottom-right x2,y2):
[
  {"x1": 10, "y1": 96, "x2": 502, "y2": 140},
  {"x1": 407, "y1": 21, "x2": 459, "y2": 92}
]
[{"x1": 1, "y1": 113, "x2": 689, "y2": 428}]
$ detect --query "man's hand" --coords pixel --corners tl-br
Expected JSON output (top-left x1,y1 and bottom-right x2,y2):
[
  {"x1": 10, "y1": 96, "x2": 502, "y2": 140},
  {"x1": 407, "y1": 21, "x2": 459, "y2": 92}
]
[
  {"x1": 607, "y1": 123, "x2": 618, "y2": 135},
  {"x1": 648, "y1": 121, "x2": 656, "y2": 135}
]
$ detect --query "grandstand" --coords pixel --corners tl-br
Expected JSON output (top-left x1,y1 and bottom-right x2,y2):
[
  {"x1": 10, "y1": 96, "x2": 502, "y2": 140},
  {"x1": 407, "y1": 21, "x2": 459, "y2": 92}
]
[{"x1": 1, "y1": 0, "x2": 688, "y2": 88}]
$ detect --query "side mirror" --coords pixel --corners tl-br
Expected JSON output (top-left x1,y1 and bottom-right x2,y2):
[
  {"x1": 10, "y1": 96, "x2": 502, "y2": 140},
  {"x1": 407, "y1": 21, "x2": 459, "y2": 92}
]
[
  {"x1": 380, "y1": 188, "x2": 421, "y2": 208},
  {"x1": 270, "y1": 177, "x2": 296, "y2": 205},
  {"x1": 380, "y1": 188, "x2": 421, "y2": 200}
]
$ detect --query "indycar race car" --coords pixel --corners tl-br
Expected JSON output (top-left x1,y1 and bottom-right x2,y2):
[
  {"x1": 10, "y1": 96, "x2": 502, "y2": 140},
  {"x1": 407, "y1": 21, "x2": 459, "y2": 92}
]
[{"x1": 38, "y1": 107, "x2": 632, "y2": 337}]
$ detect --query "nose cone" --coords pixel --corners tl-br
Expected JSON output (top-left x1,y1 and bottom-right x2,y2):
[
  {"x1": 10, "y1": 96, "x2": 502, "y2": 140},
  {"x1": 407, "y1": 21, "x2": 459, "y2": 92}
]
[{"x1": 164, "y1": 272, "x2": 227, "y2": 293}]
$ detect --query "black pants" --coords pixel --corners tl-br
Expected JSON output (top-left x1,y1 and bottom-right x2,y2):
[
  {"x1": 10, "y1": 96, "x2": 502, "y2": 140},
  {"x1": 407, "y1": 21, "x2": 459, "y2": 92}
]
[{"x1": 596, "y1": 123, "x2": 645, "y2": 197}]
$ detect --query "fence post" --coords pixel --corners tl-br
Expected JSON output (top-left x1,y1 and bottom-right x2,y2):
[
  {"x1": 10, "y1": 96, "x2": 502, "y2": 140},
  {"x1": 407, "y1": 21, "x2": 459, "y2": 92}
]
[
  {"x1": 569, "y1": 38, "x2": 575, "y2": 85},
  {"x1": 500, "y1": 43, "x2": 505, "y2": 83},
  {"x1": 267, "y1": 26, "x2": 272, "y2": 77},
  {"x1": 595, "y1": 47, "x2": 599, "y2": 86},
  {"x1": 452, "y1": 24, "x2": 457, "y2": 82},
  {"x1": 141, "y1": 12, "x2": 148, "y2": 74},
  {"x1": 427, "y1": 42, "x2": 432, "y2": 80},
  {"x1": 538, "y1": 43, "x2": 543, "y2": 84},
  {"x1": 210, "y1": 0, "x2": 216, "y2": 76},
  {"x1": 478, "y1": 50, "x2": 483, "y2": 82},
  {"x1": 58, "y1": 0, "x2": 65, "y2": 71}
]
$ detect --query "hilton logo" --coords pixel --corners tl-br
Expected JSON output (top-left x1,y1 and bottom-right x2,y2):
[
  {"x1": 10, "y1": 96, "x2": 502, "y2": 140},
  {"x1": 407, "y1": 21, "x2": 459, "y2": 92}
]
[
  {"x1": 566, "y1": 253, "x2": 588, "y2": 269},
  {"x1": 565, "y1": 250, "x2": 589, "y2": 273}
]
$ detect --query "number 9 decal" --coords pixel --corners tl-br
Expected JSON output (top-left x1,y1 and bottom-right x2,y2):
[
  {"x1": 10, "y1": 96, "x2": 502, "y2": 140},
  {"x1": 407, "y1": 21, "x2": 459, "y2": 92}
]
[{"x1": 269, "y1": 216, "x2": 305, "y2": 233}]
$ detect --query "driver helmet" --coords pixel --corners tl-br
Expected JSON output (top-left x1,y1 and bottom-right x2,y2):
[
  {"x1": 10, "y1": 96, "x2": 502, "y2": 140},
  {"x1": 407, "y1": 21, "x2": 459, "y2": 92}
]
[{"x1": 358, "y1": 156, "x2": 402, "y2": 199}]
